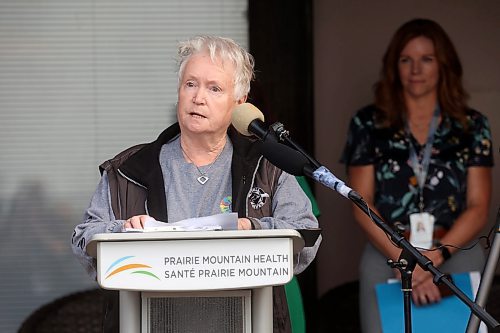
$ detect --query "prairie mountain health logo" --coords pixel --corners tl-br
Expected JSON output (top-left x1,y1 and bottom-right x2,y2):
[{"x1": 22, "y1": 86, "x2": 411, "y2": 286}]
[{"x1": 105, "y1": 256, "x2": 160, "y2": 280}]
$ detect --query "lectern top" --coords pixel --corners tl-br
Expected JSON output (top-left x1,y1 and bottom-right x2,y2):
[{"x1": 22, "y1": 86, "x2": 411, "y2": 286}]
[{"x1": 87, "y1": 229, "x2": 305, "y2": 259}]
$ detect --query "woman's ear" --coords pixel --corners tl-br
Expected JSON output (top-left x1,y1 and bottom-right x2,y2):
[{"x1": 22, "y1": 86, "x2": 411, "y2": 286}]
[{"x1": 237, "y1": 95, "x2": 247, "y2": 105}]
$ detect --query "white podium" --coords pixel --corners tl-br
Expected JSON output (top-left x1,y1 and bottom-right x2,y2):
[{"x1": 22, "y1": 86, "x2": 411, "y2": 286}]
[{"x1": 87, "y1": 229, "x2": 305, "y2": 333}]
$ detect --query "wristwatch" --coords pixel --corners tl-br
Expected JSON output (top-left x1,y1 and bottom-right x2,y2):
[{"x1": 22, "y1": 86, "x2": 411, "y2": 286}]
[{"x1": 435, "y1": 241, "x2": 452, "y2": 261}]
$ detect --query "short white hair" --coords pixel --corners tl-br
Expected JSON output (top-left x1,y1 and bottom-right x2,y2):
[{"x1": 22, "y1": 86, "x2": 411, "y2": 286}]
[{"x1": 177, "y1": 35, "x2": 255, "y2": 101}]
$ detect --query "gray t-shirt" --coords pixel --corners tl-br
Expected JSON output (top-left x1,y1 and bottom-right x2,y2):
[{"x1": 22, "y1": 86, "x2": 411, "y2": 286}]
[{"x1": 161, "y1": 135, "x2": 233, "y2": 223}]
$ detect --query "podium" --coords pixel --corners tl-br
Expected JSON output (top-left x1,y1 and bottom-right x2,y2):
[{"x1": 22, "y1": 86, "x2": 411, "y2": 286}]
[{"x1": 87, "y1": 229, "x2": 306, "y2": 333}]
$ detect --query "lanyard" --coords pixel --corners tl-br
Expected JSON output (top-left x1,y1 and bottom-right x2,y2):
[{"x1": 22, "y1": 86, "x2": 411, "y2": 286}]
[{"x1": 406, "y1": 106, "x2": 440, "y2": 212}]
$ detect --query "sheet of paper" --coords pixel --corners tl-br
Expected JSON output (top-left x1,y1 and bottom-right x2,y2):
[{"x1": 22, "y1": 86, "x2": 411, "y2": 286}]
[{"x1": 124, "y1": 212, "x2": 238, "y2": 232}]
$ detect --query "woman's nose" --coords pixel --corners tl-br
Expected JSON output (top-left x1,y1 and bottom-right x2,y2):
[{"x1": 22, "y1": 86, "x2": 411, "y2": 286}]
[
  {"x1": 411, "y1": 61, "x2": 421, "y2": 74},
  {"x1": 192, "y1": 89, "x2": 206, "y2": 104}
]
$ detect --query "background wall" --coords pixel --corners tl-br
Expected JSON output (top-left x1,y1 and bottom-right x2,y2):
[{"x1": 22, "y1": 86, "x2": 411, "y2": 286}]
[
  {"x1": 0, "y1": 1, "x2": 248, "y2": 331},
  {"x1": 314, "y1": 0, "x2": 500, "y2": 298}
]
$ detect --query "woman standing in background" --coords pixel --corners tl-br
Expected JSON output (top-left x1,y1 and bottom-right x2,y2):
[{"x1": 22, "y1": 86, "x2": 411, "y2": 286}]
[{"x1": 341, "y1": 18, "x2": 493, "y2": 333}]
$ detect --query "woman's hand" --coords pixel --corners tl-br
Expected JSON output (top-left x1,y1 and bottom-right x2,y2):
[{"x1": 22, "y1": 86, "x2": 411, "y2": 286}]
[
  {"x1": 237, "y1": 218, "x2": 252, "y2": 230},
  {"x1": 411, "y1": 266, "x2": 441, "y2": 305},
  {"x1": 401, "y1": 249, "x2": 444, "y2": 306},
  {"x1": 124, "y1": 215, "x2": 155, "y2": 229}
]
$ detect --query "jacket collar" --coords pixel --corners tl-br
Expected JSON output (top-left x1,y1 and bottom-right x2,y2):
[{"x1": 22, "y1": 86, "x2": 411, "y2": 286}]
[{"x1": 118, "y1": 123, "x2": 180, "y2": 221}]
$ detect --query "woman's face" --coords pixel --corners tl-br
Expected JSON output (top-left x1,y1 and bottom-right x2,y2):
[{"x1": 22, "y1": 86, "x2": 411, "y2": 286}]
[
  {"x1": 398, "y1": 36, "x2": 440, "y2": 101},
  {"x1": 177, "y1": 52, "x2": 245, "y2": 137}
]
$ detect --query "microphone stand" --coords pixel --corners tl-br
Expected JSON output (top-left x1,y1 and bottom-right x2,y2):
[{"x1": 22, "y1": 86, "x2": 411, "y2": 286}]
[
  {"x1": 270, "y1": 123, "x2": 500, "y2": 332},
  {"x1": 466, "y1": 208, "x2": 500, "y2": 332}
]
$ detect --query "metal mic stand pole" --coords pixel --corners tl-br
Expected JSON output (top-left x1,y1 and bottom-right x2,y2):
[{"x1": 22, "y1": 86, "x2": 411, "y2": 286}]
[
  {"x1": 388, "y1": 248, "x2": 418, "y2": 333},
  {"x1": 466, "y1": 208, "x2": 500, "y2": 333}
]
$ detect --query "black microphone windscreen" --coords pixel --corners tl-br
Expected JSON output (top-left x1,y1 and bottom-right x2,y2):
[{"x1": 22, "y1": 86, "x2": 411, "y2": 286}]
[{"x1": 261, "y1": 140, "x2": 309, "y2": 176}]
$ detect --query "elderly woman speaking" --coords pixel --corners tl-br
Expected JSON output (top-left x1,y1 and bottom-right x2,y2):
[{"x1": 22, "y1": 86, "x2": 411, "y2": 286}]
[{"x1": 72, "y1": 35, "x2": 320, "y2": 333}]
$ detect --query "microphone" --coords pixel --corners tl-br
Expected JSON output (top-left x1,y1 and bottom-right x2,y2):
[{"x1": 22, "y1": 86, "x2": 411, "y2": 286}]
[
  {"x1": 232, "y1": 102, "x2": 321, "y2": 169},
  {"x1": 232, "y1": 103, "x2": 270, "y2": 140},
  {"x1": 232, "y1": 103, "x2": 305, "y2": 173},
  {"x1": 232, "y1": 103, "x2": 319, "y2": 167}
]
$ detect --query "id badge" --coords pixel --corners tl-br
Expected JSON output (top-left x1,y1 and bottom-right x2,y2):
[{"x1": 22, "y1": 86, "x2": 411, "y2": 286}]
[{"x1": 409, "y1": 212, "x2": 435, "y2": 249}]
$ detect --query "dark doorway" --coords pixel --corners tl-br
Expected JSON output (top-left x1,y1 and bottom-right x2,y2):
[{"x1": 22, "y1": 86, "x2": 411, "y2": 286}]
[{"x1": 248, "y1": 1, "x2": 317, "y2": 332}]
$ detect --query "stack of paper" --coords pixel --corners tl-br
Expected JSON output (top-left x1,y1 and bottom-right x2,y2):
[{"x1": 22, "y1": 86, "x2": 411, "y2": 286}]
[{"x1": 123, "y1": 212, "x2": 237, "y2": 232}]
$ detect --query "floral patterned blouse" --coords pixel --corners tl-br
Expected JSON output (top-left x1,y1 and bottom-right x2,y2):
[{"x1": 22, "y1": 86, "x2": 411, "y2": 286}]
[{"x1": 341, "y1": 105, "x2": 494, "y2": 229}]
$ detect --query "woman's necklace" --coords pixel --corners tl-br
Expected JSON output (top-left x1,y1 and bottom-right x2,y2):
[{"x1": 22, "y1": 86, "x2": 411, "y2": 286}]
[{"x1": 180, "y1": 142, "x2": 225, "y2": 185}]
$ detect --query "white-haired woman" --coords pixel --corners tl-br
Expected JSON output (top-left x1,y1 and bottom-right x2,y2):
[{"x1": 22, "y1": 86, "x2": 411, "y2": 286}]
[{"x1": 72, "y1": 35, "x2": 321, "y2": 333}]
